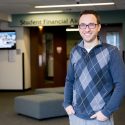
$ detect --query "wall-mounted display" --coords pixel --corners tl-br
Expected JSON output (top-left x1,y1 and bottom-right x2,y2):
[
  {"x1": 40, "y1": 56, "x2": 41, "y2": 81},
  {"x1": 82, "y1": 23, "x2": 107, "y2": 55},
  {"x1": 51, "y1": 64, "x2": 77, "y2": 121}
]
[{"x1": 0, "y1": 30, "x2": 16, "y2": 50}]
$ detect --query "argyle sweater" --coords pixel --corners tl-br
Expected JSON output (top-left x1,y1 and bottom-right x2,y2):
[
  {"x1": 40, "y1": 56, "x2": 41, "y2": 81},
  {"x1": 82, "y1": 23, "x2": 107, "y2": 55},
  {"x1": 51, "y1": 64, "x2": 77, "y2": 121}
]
[{"x1": 63, "y1": 40, "x2": 125, "y2": 119}]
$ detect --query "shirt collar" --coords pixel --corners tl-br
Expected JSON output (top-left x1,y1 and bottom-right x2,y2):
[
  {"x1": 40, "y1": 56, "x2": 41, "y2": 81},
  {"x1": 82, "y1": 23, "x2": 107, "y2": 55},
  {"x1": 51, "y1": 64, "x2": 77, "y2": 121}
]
[{"x1": 78, "y1": 40, "x2": 103, "y2": 49}]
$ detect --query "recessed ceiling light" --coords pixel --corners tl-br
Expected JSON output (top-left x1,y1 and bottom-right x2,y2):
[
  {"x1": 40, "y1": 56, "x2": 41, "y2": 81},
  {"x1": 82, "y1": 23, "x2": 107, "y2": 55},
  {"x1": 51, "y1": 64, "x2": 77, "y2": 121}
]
[{"x1": 35, "y1": 2, "x2": 115, "y2": 8}]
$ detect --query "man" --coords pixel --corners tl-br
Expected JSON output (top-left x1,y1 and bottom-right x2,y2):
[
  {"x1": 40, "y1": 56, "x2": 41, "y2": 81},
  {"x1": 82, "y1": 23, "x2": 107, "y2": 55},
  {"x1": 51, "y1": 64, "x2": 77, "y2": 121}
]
[{"x1": 63, "y1": 10, "x2": 125, "y2": 125}]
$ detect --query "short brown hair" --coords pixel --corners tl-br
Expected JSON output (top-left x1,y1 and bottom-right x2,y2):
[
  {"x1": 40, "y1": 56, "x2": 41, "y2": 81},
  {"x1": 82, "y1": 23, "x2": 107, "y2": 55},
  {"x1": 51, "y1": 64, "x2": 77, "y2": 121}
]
[{"x1": 79, "y1": 10, "x2": 101, "y2": 24}]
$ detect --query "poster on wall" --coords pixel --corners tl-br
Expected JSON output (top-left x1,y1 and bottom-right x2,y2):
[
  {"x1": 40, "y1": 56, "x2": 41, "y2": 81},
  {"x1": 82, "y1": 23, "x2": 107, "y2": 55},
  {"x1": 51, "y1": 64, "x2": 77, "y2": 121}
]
[{"x1": 8, "y1": 50, "x2": 16, "y2": 62}]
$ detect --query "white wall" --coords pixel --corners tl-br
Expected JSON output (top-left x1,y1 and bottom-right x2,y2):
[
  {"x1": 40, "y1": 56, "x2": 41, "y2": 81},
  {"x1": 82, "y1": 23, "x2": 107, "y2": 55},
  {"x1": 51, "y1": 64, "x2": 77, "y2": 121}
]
[
  {"x1": 0, "y1": 22, "x2": 31, "y2": 90},
  {"x1": 0, "y1": 50, "x2": 23, "y2": 89}
]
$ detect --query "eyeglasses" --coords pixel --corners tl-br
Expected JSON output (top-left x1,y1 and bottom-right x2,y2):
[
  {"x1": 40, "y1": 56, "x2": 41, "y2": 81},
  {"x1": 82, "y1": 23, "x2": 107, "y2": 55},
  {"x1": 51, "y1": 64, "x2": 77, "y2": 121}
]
[{"x1": 78, "y1": 23, "x2": 98, "y2": 29}]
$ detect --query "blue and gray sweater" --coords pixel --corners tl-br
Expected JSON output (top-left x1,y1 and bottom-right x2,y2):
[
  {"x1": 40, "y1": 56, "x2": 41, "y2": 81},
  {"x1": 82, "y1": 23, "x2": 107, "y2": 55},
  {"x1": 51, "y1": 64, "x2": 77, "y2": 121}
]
[{"x1": 63, "y1": 40, "x2": 125, "y2": 119}]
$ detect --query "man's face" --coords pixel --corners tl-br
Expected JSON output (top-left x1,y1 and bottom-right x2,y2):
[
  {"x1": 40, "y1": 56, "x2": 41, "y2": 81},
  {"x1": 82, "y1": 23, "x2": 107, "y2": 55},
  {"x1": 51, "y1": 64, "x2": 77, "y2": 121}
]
[{"x1": 78, "y1": 14, "x2": 101, "y2": 43}]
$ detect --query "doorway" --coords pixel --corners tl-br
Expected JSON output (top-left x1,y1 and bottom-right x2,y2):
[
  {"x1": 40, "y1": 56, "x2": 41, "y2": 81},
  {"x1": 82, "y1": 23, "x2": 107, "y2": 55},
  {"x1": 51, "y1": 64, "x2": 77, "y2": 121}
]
[{"x1": 30, "y1": 26, "x2": 67, "y2": 88}]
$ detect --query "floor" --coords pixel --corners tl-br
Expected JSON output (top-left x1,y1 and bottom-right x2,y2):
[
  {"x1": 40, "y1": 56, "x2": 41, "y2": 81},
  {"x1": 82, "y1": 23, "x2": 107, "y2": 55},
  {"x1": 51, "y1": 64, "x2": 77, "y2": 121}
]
[{"x1": 0, "y1": 91, "x2": 125, "y2": 125}]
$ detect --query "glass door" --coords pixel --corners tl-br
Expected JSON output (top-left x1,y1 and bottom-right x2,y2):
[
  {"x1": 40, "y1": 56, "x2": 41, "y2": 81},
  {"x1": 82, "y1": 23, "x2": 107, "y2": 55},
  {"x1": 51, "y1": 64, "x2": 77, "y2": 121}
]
[
  {"x1": 44, "y1": 33, "x2": 54, "y2": 84},
  {"x1": 99, "y1": 24, "x2": 123, "y2": 51}
]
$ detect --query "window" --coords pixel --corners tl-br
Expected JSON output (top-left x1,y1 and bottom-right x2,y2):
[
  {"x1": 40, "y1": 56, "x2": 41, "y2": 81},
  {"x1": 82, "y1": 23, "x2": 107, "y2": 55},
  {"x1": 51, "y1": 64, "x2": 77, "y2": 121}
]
[{"x1": 106, "y1": 32, "x2": 120, "y2": 49}]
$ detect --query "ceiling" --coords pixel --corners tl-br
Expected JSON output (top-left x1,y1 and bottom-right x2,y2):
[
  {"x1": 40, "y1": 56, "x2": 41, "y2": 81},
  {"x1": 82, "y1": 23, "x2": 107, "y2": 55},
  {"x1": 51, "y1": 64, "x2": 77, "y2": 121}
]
[{"x1": 0, "y1": 0, "x2": 125, "y2": 15}]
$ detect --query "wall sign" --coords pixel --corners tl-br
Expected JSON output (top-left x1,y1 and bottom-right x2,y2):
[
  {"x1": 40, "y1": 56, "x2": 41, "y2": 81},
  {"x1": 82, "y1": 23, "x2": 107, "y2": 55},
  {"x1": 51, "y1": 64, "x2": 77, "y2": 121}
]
[{"x1": 10, "y1": 13, "x2": 79, "y2": 27}]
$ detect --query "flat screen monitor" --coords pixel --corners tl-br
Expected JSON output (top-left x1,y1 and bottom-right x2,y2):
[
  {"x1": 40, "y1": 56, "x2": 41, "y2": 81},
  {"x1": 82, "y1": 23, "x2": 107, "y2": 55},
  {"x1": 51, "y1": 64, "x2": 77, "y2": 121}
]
[{"x1": 0, "y1": 30, "x2": 16, "y2": 49}]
